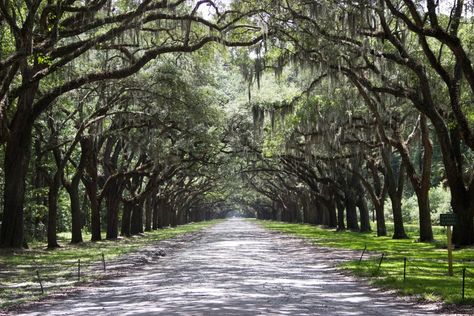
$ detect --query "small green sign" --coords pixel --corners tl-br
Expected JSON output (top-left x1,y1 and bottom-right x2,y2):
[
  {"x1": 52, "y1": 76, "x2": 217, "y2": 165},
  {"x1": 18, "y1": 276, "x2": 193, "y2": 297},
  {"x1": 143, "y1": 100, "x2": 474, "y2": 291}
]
[{"x1": 440, "y1": 213, "x2": 458, "y2": 226}]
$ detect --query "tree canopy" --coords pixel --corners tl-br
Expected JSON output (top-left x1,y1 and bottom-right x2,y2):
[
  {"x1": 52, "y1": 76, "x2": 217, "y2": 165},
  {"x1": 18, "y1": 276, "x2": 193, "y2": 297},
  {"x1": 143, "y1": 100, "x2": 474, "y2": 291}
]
[{"x1": 1, "y1": 0, "x2": 474, "y2": 248}]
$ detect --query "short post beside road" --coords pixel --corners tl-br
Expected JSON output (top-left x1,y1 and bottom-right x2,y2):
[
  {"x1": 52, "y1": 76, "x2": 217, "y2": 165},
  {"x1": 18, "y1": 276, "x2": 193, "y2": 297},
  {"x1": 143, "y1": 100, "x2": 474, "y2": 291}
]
[
  {"x1": 403, "y1": 257, "x2": 407, "y2": 281},
  {"x1": 462, "y1": 268, "x2": 466, "y2": 300},
  {"x1": 377, "y1": 253, "x2": 384, "y2": 271},
  {"x1": 358, "y1": 244, "x2": 367, "y2": 263},
  {"x1": 102, "y1": 253, "x2": 106, "y2": 272},
  {"x1": 78, "y1": 259, "x2": 81, "y2": 282},
  {"x1": 36, "y1": 270, "x2": 44, "y2": 294}
]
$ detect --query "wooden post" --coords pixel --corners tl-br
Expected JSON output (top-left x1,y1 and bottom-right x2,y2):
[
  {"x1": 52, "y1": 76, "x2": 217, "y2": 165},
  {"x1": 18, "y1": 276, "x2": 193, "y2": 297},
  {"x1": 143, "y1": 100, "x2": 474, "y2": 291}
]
[
  {"x1": 78, "y1": 259, "x2": 81, "y2": 282},
  {"x1": 102, "y1": 253, "x2": 106, "y2": 272},
  {"x1": 462, "y1": 268, "x2": 466, "y2": 300},
  {"x1": 36, "y1": 270, "x2": 44, "y2": 294},
  {"x1": 403, "y1": 257, "x2": 407, "y2": 281},
  {"x1": 377, "y1": 253, "x2": 385, "y2": 271},
  {"x1": 447, "y1": 226, "x2": 453, "y2": 276},
  {"x1": 358, "y1": 244, "x2": 367, "y2": 263}
]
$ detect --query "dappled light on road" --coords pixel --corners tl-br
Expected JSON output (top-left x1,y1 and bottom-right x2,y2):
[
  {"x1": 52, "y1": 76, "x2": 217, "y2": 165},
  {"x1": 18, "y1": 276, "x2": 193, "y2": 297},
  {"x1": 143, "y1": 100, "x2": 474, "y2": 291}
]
[{"x1": 18, "y1": 219, "x2": 443, "y2": 315}]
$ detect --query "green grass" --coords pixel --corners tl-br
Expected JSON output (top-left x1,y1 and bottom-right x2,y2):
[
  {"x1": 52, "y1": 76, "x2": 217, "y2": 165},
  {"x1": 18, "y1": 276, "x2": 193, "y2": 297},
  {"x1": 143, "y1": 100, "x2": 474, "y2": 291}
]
[
  {"x1": 0, "y1": 220, "x2": 220, "y2": 309},
  {"x1": 257, "y1": 219, "x2": 474, "y2": 305}
]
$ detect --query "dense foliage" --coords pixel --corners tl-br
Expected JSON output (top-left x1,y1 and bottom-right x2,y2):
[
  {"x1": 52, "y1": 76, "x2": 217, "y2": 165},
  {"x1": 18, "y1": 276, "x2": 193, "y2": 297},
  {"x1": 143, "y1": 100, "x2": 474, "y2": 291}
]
[
  {"x1": 0, "y1": 0, "x2": 473, "y2": 248},
  {"x1": 239, "y1": 0, "x2": 474, "y2": 246}
]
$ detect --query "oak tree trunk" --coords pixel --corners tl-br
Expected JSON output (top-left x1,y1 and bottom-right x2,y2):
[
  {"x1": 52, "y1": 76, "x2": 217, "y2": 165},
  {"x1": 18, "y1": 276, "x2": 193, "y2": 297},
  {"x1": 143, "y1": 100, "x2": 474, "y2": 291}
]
[
  {"x1": 0, "y1": 87, "x2": 37, "y2": 248},
  {"x1": 327, "y1": 199, "x2": 337, "y2": 228},
  {"x1": 145, "y1": 196, "x2": 153, "y2": 232},
  {"x1": 345, "y1": 196, "x2": 359, "y2": 231},
  {"x1": 336, "y1": 199, "x2": 345, "y2": 231},
  {"x1": 81, "y1": 138, "x2": 101, "y2": 241},
  {"x1": 374, "y1": 203, "x2": 387, "y2": 236},
  {"x1": 357, "y1": 197, "x2": 371, "y2": 232},
  {"x1": 390, "y1": 193, "x2": 408, "y2": 239},
  {"x1": 121, "y1": 201, "x2": 133, "y2": 236},
  {"x1": 416, "y1": 190, "x2": 434, "y2": 242},
  {"x1": 47, "y1": 175, "x2": 61, "y2": 249},
  {"x1": 65, "y1": 175, "x2": 83, "y2": 244},
  {"x1": 452, "y1": 186, "x2": 474, "y2": 245},
  {"x1": 170, "y1": 205, "x2": 177, "y2": 228},
  {"x1": 130, "y1": 201, "x2": 143, "y2": 235},
  {"x1": 105, "y1": 185, "x2": 121, "y2": 239},
  {"x1": 152, "y1": 199, "x2": 159, "y2": 230}
]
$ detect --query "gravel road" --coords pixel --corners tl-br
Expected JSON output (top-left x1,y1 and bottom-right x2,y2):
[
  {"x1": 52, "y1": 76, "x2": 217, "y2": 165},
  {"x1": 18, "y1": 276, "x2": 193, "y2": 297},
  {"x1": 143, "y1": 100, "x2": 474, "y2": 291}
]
[{"x1": 16, "y1": 218, "x2": 449, "y2": 315}]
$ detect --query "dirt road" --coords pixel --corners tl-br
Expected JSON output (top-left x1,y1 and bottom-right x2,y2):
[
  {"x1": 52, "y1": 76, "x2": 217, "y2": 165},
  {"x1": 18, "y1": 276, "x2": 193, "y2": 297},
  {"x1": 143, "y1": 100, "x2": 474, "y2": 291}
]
[{"x1": 17, "y1": 218, "x2": 444, "y2": 315}]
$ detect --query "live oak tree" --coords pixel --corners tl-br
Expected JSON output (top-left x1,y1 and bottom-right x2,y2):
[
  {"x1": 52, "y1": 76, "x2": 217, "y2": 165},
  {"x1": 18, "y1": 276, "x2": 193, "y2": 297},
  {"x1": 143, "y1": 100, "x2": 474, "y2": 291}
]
[
  {"x1": 1, "y1": 0, "x2": 474, "y2": 249},
  {"x1": 0, "y1": 0, "x2": 266, "y2": 248},
  {"x1": 241, "y1": 0, "x2": 474, "y2": 245}
]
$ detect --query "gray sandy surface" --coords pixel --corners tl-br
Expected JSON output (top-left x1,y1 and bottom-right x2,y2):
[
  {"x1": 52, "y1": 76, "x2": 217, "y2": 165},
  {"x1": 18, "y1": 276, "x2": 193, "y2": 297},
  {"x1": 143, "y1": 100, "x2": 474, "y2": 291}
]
[{"x1": 16, "y1": 218, "x2": 451, "y2": 315}]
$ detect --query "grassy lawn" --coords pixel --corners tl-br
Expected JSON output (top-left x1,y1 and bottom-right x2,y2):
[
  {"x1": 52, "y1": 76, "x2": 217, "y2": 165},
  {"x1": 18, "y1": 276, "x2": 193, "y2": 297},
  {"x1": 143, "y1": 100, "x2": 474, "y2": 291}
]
[
  {"x1": 0, "y1": 220, "x2": 220, "y2": 309},
  {"x1": 257, "y1": 219, "x2": 474, "y2": 304}
]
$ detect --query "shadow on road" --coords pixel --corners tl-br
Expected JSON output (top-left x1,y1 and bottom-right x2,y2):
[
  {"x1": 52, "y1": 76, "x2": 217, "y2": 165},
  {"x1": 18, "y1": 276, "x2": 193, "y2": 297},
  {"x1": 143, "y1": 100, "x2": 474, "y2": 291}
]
[{"x1": 17, "y1": 219, "x2": 445, "y2": 315}]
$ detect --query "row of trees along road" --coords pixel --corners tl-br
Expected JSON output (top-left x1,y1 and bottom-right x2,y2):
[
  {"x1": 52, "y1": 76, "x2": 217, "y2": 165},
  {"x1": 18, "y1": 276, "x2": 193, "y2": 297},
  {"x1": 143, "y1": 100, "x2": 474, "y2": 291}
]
[
  {"x1": 1, "y1": 0, "x2": 474, "y2": 248},
  {"x1": 237, "y1": 0, "x2": 474, "y2": 246},
  {"x1": 0, "y1": 0, "x2": 266, "y2": 248}
]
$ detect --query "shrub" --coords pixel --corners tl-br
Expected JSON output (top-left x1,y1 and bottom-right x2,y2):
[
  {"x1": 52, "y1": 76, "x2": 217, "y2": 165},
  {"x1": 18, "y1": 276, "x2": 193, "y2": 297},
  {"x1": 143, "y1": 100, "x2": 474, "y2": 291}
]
[
  {"x1": 429, "y1": 185, "x2": 452, "y2": 225},
  {"x1": 382, "y1": 185, "x2": 452, "y2": 225}
]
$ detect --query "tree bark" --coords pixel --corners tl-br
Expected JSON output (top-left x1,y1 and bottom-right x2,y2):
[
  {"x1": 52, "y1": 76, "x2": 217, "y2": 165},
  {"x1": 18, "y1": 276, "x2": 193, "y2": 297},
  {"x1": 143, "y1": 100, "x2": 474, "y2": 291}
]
[
  {"x1": 307, "y1": 196, "x2": 317, "y2": 225},
  {"x1": 47, "y1": 174, "x2": 61, "y2": 249},
  {"x1": 374, "y1": 203, "x2": 387, "y2": 236},
  {"x1": 145, "y1": 196, "x2": 153, "y2": 232},
  {"x1": 454, "y1": 204, "x2": 474, "y2": 246},
  {"x1": 390, "y1": 193, "x2": 408, "y2": 239},
  {"x1": 320, "y1": 203, "x2": 329, "y2": 226},
  {"x1": 101, "y1": 137, "x2": 123, "y2": 239},
  {"x1": 345, "y1": 195, "x2": 359, "y2": 231},
  {"x1": 121, "y1": 200, "x2": 133, "y2": 237},
  {"x1": 416, "y1": 190, "x2": 433, "y2": 242},
  {"x1": 381, "y1": 146, "x2": 408, "y2": 239},
  {"x1": 170, "y1": 204, "x2": 177, "y2": 228},
  {"x1": 64, "y1": 148, "x2": 85, "y2": 244},
  {"x1": 67, "y1": 178, "x2": 83, "y2": 244},
  {"x1": 416, "y1": 117, "x2": 434, "y2": 242},
  {"x1": 394, "y1": 116, "x2": 433, "y2": 242},
  {"x1": 371, "y1": 162, "x2": 387, "y2": 236},
  {"x1": 81, "y1": 138, "x2": 101, "y2": 241},
  {"x1": 1, "y1": 70, "x2": 41, "y2": 248},
  {"x1": 105, "y1": 185, "x2": 121, "y2": 239},
  {"x1": 130, "y1": 201, "x2": 144, "y2": 235},
  {"x1": 30, "y1": 138, "x2": 47, "y2": 241},
  {"x1": 163, "y1": 201, "x2": 171, "y2": 227},
  {"x1": 0, "y1": 95, "x2": 36, "y2": 248},
  {"x1": 157, "y1": 198, "x2": 165, "y2": 229},
  {"x1": 177, "y1": 207, "x2": 185, "y2": 226},
  {"x1": 336, "y1": 199, "x2": 346, "y2": 231},
  {"x1": 314, "y1": 199, "x2": 323, "y2": 225},
  {"x1": 428, "y1": 69, "x2": 473, "y2": 246},
  {"x1": 326, "y1": 192, "x2": 337, "y2": 228},
  {"x1": 327, "y1": 199, "x2": 337, "y2": 228},
  {"x1": 357, "y1": 197, "x2": 371, "y2": 232},
  {"x1": 152, "y1": 198, "x2": 159, "y2": 230}
]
